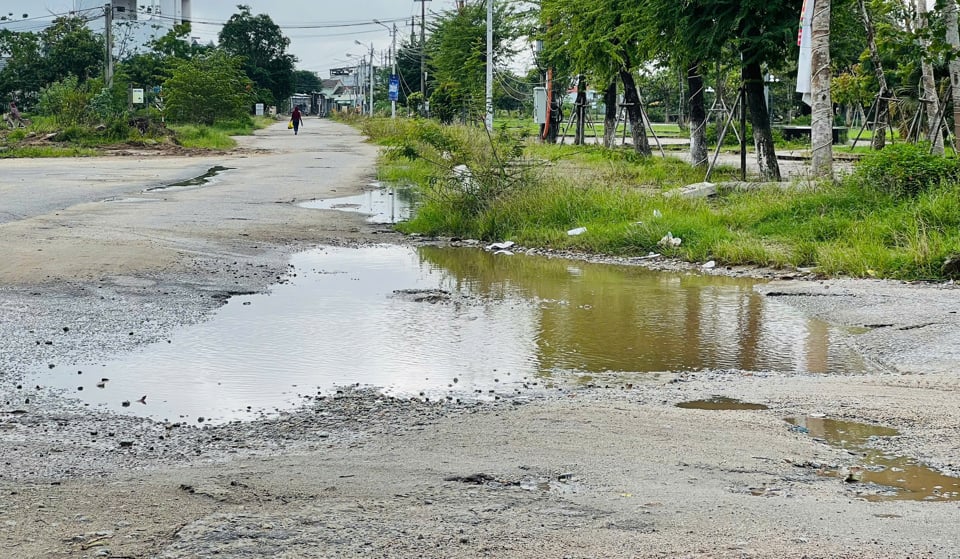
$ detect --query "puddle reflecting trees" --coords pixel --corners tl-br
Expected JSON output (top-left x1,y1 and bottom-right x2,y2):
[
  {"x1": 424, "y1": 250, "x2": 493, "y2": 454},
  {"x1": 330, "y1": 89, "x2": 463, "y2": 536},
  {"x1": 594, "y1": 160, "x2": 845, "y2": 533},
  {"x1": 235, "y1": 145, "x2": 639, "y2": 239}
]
[
  {"x1": 36, "y1": 245, "x2": 864, "y2": 422},
  {"x1": 418, "y1": 247, "x2": 863, "y2": 375}
]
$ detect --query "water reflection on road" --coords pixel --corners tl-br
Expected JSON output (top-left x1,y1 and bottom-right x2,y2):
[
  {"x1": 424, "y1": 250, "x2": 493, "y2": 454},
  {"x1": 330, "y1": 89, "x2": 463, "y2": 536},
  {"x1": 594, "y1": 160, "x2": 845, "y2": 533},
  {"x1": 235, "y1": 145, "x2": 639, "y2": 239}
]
[{"x1": 37, "y1": 245, "x2": 864, "y2": 422}]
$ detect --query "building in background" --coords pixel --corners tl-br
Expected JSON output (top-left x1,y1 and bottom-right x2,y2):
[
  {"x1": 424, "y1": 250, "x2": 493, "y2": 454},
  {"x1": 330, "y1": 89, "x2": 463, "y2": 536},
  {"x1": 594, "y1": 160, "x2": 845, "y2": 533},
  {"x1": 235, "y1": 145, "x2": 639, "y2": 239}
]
[
  {"x1": 111, "y1": 0, "x2": 191, "y2": 26},
  {"x1": 108, "y1": 0, "x2": 192, "y2": 55}
]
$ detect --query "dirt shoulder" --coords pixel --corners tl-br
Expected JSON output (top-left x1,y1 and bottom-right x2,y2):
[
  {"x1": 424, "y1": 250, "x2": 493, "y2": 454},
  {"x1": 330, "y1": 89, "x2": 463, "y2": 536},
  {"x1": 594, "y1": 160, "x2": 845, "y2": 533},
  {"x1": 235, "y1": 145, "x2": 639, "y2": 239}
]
[{"x1": 2, "y1": 121, "x2": 960, "y2": 558}]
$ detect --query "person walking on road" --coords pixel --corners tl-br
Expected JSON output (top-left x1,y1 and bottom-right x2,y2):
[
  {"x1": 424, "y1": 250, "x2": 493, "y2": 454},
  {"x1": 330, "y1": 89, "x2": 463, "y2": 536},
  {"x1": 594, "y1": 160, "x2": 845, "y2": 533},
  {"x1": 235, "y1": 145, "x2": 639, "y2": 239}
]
[{"x1": 290, "y1": 106, "x2": 303, "y2": 135}]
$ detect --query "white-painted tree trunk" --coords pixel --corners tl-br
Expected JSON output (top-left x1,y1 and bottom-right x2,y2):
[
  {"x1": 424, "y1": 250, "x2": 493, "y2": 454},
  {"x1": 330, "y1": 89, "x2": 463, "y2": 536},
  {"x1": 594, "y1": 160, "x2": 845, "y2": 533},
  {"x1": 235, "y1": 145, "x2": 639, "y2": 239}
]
[
  {"x1": 811, "y1": 0, "x2": 833, "y2": 176},
  {"x1": 917, "y1": 0, "x2": 944, "y2": 154},
  {"x1": 946, "y1": 0, "x2": 960, "y2": 152}
]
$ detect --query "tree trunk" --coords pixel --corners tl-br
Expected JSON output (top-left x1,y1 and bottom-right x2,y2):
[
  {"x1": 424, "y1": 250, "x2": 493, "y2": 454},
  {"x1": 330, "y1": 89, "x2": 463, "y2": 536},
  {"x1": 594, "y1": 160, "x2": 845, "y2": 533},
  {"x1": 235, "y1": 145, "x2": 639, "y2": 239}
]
[
  {"x1": 858, "y1": 0, "x2": 889, "y2": 150},
  {"x1": 743, "y1": 61, "x2": 781, "y2": 181},
  {"x1": 575, "y1": 74, "x2": 587, "y2": 145},
  {"x1": 687, "y1": 61, "x2": 708, "y2": 167},
  {"x1": 603, "y1": 79, "x2": 618, "y2": 148},
  {"x1": 917, "y1": 0, "x2": 944, "y2": 154},
  {"x1": 620, "y1": 69, "x2": 652, "y2": 156},
  {"x1": 811, "y1": 0, "x2": 834, "y2": 176},
  {"x1": 947, "y1": 0, "x2": 960, "y2": 152}
]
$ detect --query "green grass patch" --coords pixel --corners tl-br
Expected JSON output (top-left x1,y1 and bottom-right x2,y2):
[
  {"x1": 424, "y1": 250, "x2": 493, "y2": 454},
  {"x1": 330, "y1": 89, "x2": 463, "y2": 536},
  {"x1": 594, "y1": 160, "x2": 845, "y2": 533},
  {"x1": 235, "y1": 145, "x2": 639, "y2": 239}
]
[
  {"x1": 358, "y1": 116, "x2": 960, "y2": 281},
  {"x1": 0, "y1": 145, "x2": 98, "y2": 158},
  {"x1": 169, "y1": 124, "x2": 238, "y2": 149}
]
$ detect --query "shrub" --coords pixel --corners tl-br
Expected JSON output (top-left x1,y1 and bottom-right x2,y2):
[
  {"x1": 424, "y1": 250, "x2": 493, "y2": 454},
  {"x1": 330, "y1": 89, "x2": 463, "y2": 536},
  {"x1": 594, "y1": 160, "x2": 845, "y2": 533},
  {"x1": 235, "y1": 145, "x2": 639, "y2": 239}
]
[
  {"x1": 849, "y1": 142, "x2": 960, "y2": 198},
  {"x1": 38, "y1": 76, "x2": 94, "y2": 126},
  {"x1": 163, "y1": 50, "x2": 254, "y2": 125}
]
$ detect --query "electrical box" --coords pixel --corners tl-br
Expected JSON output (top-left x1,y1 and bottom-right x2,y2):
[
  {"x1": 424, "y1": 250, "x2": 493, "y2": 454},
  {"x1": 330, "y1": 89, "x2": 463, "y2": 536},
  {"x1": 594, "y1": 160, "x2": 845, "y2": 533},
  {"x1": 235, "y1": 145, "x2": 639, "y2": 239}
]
[
  {"x1": 533, "y1": 87, "x2": 547, "y2": 124},
  {"x1": 129, "y1": 88, "x2": 145, "y2": 105}
]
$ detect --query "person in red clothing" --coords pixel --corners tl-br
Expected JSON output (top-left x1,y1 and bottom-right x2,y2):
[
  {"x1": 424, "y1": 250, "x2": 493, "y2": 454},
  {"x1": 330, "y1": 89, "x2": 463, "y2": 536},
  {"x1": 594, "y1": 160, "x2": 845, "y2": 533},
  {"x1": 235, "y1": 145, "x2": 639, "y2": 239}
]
[{"x1": 291, "y1": 106, "x2": 303, "y2": 135}]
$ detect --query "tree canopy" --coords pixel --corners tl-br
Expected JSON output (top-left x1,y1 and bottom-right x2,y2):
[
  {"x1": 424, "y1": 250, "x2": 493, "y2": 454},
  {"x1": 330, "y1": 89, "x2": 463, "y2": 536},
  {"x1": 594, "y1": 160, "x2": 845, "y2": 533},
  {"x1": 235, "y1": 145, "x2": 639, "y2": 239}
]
[{"x1": 218, "y1": 4, "x2": 296, "y2": 107}]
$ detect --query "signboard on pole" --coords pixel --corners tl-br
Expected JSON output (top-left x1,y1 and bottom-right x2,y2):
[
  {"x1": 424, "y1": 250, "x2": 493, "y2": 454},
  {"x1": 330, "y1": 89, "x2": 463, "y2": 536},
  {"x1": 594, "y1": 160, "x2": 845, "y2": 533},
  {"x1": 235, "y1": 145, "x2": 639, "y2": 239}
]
[
  {"x1": 388, "y1": 75, "x2": 400, "y2": 101},
  {"x1": 795, "y1": 0, "x2": 815, "y2": 106}
]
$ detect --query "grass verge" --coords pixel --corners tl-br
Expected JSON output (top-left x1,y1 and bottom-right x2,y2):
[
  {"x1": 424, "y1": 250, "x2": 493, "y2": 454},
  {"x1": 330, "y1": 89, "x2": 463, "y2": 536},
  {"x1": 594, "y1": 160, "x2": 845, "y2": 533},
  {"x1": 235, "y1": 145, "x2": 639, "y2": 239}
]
[{"x1": 358, "y1": 116, "x2": 960, "y2": 281}]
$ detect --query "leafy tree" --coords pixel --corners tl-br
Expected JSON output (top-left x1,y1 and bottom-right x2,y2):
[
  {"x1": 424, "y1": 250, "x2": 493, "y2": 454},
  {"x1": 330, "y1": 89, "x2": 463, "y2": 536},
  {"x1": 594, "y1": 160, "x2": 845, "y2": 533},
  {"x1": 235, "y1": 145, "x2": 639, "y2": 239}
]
[
  {"x1": 218, "y1": 5, "x2": 296, "y2": 107},
  {"x1": 150, "y1": 22, "x2": 207, "y2": 60},
  {"x1": 163, "y1": 50, "x2": 254, "y2": 124},
  {"x1": 0, "y1": 29, "x2": 43, "y2": 104},
  {"x1": 293, "y1": 69, "x2": 320, "y2": 93},
  {"x1": 0, "y1": 16, "x2": 103, "y2": 107},
  {"x1": 541, "y1": 0, "x2": 651, "y2": 153},
  {"x1": 38, "y1": 16, "x2": 104, "y2": 83},
  {"x1": 426, "y1": 2, "x2": 521, "y2": 121},
  {"x1": 394, "y1": 38, "x2": 423, "y2": 105}
]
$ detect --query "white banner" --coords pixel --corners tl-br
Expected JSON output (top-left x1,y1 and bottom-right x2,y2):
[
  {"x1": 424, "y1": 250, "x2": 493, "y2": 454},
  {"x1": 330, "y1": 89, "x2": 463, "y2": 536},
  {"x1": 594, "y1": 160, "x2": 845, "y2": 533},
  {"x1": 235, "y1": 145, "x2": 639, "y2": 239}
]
[{"x1": 796, "y1": 0, "x2": 815, "y2": 106}]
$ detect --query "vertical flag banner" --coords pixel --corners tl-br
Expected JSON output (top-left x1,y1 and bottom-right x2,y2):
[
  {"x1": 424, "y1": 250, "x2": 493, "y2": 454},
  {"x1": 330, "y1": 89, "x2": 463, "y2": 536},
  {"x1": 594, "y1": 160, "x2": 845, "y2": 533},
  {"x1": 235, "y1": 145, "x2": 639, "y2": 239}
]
[
  {"x1": 796, "y1": 0, "x2": 815, "y2": 106},
  {"x1": 389, "y1": 75, "x2": 400, "y2": 101}
]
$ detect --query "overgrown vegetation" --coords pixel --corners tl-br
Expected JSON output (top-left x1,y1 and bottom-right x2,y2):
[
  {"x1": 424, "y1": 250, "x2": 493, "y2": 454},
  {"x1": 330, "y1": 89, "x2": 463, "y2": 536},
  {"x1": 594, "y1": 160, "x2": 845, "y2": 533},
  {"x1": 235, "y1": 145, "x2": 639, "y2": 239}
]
[{"x1": 360, "y1": 117, "x2": 960, "y2": 281}]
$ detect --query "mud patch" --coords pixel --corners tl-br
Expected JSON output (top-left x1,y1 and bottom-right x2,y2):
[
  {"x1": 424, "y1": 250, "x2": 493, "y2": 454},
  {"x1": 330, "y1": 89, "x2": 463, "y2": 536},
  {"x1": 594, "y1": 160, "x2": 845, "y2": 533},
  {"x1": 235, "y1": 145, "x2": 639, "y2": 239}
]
[
  {"x1": 145, "y1": 165, "x2": 232, "y2": 192},
  {"x1": 676, "y1": 397, "x2": 769, "y2": 410}
]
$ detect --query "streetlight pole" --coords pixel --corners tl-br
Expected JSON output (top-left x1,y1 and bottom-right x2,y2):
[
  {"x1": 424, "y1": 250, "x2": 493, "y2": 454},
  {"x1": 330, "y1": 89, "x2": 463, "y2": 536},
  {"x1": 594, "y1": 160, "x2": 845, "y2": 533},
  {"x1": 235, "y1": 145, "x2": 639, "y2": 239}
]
[
  {"x1": 374, "y1": 19, "x2": 397, "y2": 119},
  {"x1": 355, "y1": 40, "x2": 375, "y2": 116}
]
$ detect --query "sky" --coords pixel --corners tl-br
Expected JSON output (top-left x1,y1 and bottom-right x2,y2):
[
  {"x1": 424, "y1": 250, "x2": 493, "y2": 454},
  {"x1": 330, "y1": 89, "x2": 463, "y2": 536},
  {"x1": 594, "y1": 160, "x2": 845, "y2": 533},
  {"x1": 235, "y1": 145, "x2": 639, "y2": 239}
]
[{"x1": 1, "y1": 0, "x2": 462, "y2": 76}]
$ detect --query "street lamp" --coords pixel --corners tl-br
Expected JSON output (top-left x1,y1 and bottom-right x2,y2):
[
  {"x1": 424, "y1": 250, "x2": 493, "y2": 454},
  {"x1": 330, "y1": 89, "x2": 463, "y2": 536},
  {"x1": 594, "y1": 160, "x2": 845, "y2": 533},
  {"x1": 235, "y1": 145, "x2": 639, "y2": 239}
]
[
  {"x1": 346, "y1": 53, "x2": 363, "y2": 113},
  {"x1": 374, "y1": 19, "x2": 398, "y2": 119},
  {"x1": 355, "y1": 40, "x2": 374, "y2": 116}
]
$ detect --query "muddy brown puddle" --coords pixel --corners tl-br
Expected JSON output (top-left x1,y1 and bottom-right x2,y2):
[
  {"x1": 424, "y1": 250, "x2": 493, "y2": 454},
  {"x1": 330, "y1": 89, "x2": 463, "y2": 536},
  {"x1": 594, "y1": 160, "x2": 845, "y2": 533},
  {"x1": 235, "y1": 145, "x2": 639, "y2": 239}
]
[
  {"x1": 35, "y1": 245, "x2": 865, "y2": 423},
  {"x1": 788, "y1": 416, "x2": 960, "y2": 502},
  {"x1": 676, "y1": 397, "x2": 769, "y2": 410}
]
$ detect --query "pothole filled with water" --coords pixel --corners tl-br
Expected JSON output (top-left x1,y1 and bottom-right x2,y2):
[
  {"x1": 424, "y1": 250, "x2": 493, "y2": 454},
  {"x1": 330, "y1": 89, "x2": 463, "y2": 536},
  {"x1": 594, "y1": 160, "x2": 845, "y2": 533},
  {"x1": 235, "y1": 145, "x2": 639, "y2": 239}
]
[
  {"x1": 787, "y1": 416, "x2": 960, "y2": 502},
  {"x1": 145, "y1": 165, "x2": 233, "y2": 192},
  {"x1": 300, "y1": 184, "x2": 414, "y2": 223},
  {"x1": 34, "y1": 245, "x2": 865, "y2": 423}
]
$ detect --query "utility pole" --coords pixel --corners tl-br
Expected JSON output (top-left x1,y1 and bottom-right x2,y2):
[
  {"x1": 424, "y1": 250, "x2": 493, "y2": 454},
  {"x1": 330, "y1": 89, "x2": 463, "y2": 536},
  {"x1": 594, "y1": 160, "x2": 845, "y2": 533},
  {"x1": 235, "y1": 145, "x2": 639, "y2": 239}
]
[
  {"x1": 416, "y1": 0, "x2": 431, "y2": 114},
  {"x1": 392, "y1": 23, "x2": 397, "y2": 118},
  {"x1": 104, "y1": 3, "x2": 114, "y2": 88},
  {"x1": 369, "y1": 42, "x2": 375, "y2": 116},
  {"x1": 485, "y1": 0, "x2": 493, "y2": 131}
]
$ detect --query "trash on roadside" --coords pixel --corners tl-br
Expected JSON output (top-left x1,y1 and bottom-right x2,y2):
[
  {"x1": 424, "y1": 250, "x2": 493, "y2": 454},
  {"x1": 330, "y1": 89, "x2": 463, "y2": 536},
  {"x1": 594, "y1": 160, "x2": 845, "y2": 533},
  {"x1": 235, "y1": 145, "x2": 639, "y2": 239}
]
[
  {"x1": 653, "y1": 209, "x2": 662, "y2": 219},
  {"x1": 486, "y1": 241, "x2": 515, "y2": 251},
  {"x1": 567, "y1": 227, "x2": 587, "y2": 236},
  {"x1": 658, "y1": 232, "x2": 681, "y2": 247},
  {"x1": 702, "y1": 260, "x2": 716, "y2": 269}
]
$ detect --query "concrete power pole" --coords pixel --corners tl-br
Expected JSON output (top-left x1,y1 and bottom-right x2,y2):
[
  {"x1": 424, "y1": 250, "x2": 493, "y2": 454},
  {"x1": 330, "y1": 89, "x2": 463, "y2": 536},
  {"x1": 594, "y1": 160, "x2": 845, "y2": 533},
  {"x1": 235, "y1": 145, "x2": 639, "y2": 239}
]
[
  {"x1": 392, "y1": 23, "x2": 398, "y2": 118},
  {"x1": 104, "y1": 3, "x2": 114, "y2": 88},
  {"x1": 369, "y1": 43, "x2": 375, "y2": 116},
  {"x1": 485, "y1": 0, "x2": 493, "y2": 131},
  {"x1": 417, "y1": 0, "x2": 430, "y2": 114}
]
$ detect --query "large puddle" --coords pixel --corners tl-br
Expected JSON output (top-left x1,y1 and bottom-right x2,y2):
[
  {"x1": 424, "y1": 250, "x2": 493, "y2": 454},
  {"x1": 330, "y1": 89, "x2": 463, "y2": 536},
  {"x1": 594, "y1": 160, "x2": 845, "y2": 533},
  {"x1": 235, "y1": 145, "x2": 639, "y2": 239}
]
[
  {"x1": 35, "y1": 245, "x2": 865, "y2": 422},
  {"x1": 788, "y1": 416, "x2": 960, "y2": 501}
]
